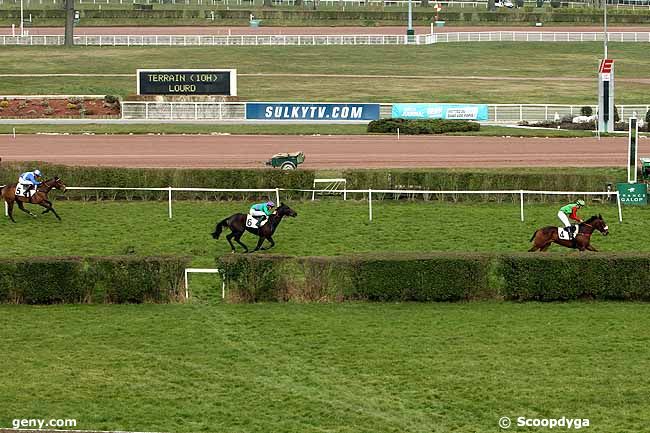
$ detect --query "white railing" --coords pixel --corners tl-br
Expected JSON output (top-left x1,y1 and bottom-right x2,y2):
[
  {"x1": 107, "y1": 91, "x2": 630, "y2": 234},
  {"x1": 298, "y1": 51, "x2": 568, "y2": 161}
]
[
  {"x1": 184, "y1": 268, "x2": 223, "y2": 299},
  {"x1": 5, "y1": 186, "x2": 624, "y2": 222},
  {"x1": 4, "y1": 32, "x2": 650, "y2": 46},
  {"x1": 119, "y1": 101, "x2": 650, "y2": 123}
]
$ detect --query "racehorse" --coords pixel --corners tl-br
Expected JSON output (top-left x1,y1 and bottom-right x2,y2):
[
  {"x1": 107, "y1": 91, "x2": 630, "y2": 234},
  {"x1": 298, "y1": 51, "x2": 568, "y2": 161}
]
[
  {"x1": 528, "y1": 214, "x2": 609, "y2": 252},
  {"x1": 211, "y1": 202, "x2": 298, "y2": 253},
  {"x1": 1, "y1": 177, "x2": 67, "y2": 223}
]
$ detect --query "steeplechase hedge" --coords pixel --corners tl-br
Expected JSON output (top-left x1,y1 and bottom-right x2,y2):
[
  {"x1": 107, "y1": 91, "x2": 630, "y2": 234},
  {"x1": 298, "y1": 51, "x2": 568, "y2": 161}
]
[
  {"x1": 367, "y1": 119, "x2": 480, "y2": 135},
  {"x1": 217, "y1": 253, "x2": 650, "y2": 303},
  {"x1": 0, "y1": 162, "x2": 314, "y2": 201},
  {"x1": 1, "y1": 162, "x2": 626, "y2": 204},
  {"x1": 0, "y1": 256, "x2": 189, "y2": 304}
]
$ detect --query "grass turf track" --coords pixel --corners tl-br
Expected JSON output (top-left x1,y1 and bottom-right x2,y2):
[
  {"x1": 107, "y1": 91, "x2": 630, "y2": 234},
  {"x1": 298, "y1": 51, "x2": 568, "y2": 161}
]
[
  {"x1": 1, "y1": 199, "x2": 646, "y2": 263},
  {"x1": 1, "y1": 43, "x2": 650, "y2": 104},
  {"x1": 1, "y1": 302, "x2": 650, "y2": 433}
]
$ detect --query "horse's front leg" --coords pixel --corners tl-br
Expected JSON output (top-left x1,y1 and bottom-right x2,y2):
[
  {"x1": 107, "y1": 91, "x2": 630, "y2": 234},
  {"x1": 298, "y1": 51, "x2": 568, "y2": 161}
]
[
  {"x1": 251, "y1": 236, "x2": 265, "y2": 252},
  {"x1": 585, "y1": 243, "x2": 598, "y2": 252},
  {"x1": 16, "y1": 201, "x2": 36, "y2": 217},
  {"x1": 261, "y1": 236, "x2": 275, "y2": 250},
  {"x1": 39, "y1": 202, "x2": 61, "y2": 220}
]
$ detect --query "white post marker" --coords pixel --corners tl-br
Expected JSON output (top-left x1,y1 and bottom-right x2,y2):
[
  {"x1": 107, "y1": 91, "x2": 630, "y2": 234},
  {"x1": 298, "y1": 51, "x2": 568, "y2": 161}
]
[
  {"x1": 275, "y1": 188, "x2": 280, "y2": 206},
  {"x1": 4, "y1": 200, "x2": 7, "y2": 217},
  {"x1": 520, "y1": 190, "x2": 524, "y2": 222},
  {"x1": 616, "y1": 191, "x2": 623, "y2": 223},
  {"x1": 368, "y1": 188, "x2": 373, "y2": 222},
  {"x1": 168, "y1": 186, "x2": 172, "y2": 219},
  {"x1": 184, "y1": 268, "x2": 223, "y2": 300}
]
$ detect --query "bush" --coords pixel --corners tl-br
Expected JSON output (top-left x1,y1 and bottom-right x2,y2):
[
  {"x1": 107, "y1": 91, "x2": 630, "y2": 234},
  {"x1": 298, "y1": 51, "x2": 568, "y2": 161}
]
[
  {"x1": 0, "y1": 256, "x2": 189, "y2": 304},
  {"x1": 67, "y1": 103, "x2": 77, "y2": 110},
  {"x1": 68, "y1": 96, "x2": 84, "y2": 105},
  {"x1": 0, "y1": 162, "x2": 316, "y2": 201},
  {"x1": 500, "y1": 254, "x2": 650, "y2": 301},
  {"x1": 580, "y1": 106, "x2": 593, "y2": 116},
  {"x1": 104, "y1": 95, "x2": 120, "y2": 104},
  {"x1": 645, "y1": 109, "x2": 650, "y2": 125},
  {"x1": 217, "y1": 253, "x2": 493, "y2": 303},
  {"x1": 614, "y1": 105, "x2": 620, "y2": 122},
  {"x1": 0, "y1": 99, "x2": 8, "y2": 108},
  {"x1": 367, "y1": 118, "x2": 480, "y2": 135}
]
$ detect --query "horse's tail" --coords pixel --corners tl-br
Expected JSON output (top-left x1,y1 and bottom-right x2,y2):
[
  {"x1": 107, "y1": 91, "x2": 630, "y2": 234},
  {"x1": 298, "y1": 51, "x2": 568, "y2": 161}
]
[
  {"x1": 212, "y1": 217, "x2": 229, "y2": 239},
  {"x1": 529, "y1": 230, "x2": 538, "y2": 242}
]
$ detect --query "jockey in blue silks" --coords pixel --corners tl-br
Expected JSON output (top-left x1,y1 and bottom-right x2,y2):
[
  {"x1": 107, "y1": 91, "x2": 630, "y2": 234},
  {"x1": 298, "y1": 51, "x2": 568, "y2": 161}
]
[
  {"x1": 18, "y1": 169, "x2": 43, "y2": 197},
  {"x1": 249, "y1": 201, "x2": 275, "y2": 228}
]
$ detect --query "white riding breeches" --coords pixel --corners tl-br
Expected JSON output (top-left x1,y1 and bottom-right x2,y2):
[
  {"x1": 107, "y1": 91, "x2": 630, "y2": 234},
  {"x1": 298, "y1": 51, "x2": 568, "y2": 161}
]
[
  {"x1": 557, "y1": 211, "x2": 571, "y2": 227},
  {"x1": 18, "y1": 175, "x2": 34, "y2": 186},
  {"x1": 249, "y1": 209, "x2": 266, "y2": 218}
]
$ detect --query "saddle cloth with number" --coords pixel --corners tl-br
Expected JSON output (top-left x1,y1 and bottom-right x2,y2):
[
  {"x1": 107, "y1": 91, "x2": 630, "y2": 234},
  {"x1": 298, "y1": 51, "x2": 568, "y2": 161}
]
[
  {"x1": 15, "y1": 184, "x2": 36, "y2": 198},
  {"x1": 557, "y1": 225, "x2": 579, "y2": 240},
  {"x1": 246, "y1": 214, "x2": 268, "y2": 228}
]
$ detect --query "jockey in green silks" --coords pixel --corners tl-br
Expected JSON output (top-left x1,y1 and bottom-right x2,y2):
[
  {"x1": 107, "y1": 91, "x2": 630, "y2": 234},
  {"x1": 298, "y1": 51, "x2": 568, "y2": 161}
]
[{"x1": 558, "y1": 199, "x2": 585, "y2": 240}]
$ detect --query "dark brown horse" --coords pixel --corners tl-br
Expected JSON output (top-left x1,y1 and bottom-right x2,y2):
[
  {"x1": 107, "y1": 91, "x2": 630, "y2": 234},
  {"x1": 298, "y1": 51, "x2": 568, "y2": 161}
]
[
  {"x1": 1, "y1": 177, "x2": 67, "y2": 223},
  {"x1": 528, "y1": 214, "x2": 609, "y2": 252},
  {"x1": 212, "y1": 202, "x2": 297, "y2": 253}
]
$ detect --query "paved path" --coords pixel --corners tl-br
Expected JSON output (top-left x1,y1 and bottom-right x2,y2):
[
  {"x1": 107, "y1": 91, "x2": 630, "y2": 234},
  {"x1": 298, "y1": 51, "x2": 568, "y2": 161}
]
[{"x1": 0, "y1": 134, "x2": 644, "y2": 169}]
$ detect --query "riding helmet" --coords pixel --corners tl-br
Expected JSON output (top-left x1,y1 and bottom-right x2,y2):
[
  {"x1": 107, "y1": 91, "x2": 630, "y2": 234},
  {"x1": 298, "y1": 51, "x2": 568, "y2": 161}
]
[
  {"x1": 34, "y1": 169, "x2": 42, "y2": 177},
  {"x1": 267, "y1": 201, "x2": 275, "y2": 207},
  {"x1": 577, "y1": 199, "x2": 585, "y2": 206}
]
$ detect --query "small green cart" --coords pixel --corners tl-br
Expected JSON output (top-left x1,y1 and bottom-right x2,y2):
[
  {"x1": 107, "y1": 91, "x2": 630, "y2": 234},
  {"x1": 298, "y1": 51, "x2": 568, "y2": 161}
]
[{"x1": 266, "y1": 152, "x2": 305, "y2": 170}]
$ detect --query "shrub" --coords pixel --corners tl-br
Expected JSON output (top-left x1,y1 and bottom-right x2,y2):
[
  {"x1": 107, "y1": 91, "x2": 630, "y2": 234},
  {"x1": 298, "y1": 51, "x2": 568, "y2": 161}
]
[
  {"x1": 367, "y1": 118, "x2": 480, "y2": 135},
  {"x1": 0, "y1": 99, "x2": 9, "y2": 108},
  {"x1": 40, "y1": 99, "x2": 50, "y2": 107},
  {"x1": 0, "y1": 256, "x2": 189, "y2": 304},
  {"x1": 104, "y1": 95, "x2": 119, "y2": 104},
  {"x1": 67, "y1": 103, "x2": 77, "y2": 110},
  {"x1": 43, "y1": 107, "x2": 55, "y2": 115},
  {"x1": 645, "y1": 109, "x2": 650, "y2": 125},
  {"x1": 580, "y1": 106, "x2": 593, "y2": 116},
  {"x1": 217, "y1": 253, "x2": 493, "y2": 303},
  {"x1": 68, "y1": 96, "x2": 84, "y2": 105},
  {"x1": 17, "y1": 102, "x2": 27, "y2": 110},
  {"x1": 614, "y1": 105, "x2": 620, "y2": 122}
]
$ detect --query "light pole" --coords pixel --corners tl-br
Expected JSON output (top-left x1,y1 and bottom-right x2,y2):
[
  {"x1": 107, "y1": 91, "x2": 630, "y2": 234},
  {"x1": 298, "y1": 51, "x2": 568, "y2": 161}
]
[
  {"x1": 603, "y1": 0, "x2": 608, "y2": 59},
  {"x1": 407, "y1": 0, "x2": 414, "y2": 43}
]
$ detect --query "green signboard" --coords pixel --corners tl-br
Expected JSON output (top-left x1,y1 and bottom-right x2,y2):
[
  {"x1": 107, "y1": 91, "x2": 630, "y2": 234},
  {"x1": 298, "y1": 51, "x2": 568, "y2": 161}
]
[{"x1": 618, "y1": 182, "x2": 647, "y2": 205}]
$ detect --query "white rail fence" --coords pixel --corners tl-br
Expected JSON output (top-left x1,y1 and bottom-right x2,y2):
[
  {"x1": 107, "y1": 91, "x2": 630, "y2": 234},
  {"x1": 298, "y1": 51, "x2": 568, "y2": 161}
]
[
  {"x1": 4, "y1": 186, "x2": 624, "y2": 222},
  {"x1": 120, "y1": 101, "x2": 650, "y2": 123},
  {"x1": 184, "y1": 268, "x2": 223, "y2": 299},
  {"x1": 3, "y1": 32, "x2": 650, "y2": 46}
]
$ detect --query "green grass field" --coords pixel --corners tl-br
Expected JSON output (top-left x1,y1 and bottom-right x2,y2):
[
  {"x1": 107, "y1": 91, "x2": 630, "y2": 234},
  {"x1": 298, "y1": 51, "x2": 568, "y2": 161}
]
[
  {"x1": 1, "y1": 200, "x2": 644, "y2": 265},
  {"x1": 1, "y1": 302, "x2": 650, "y2": 433},
  {"x1": 2, "y1": 43, "x2": 649, "y2": 104}
]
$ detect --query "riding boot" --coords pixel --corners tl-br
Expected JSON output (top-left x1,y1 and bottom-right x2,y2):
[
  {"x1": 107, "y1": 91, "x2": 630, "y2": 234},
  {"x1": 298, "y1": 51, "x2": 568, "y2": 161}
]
[
  {"x1": 258, "y1": 216, "x2": 266, "y2": 228},
  {"x1": 567, "y1": 226, "x2": 574, "y2": 240}
]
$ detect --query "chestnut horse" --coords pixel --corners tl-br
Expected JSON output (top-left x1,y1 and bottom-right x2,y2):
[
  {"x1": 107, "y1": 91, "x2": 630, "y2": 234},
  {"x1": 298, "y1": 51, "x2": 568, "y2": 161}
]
[
  {"x1": 528, "y1": 214, "x2": 609, "y2": 252},
  {"x1": 1, "y1": 177, "x2": 67, "y2": 223},
  {"x1": 211, "y1": 202, "x2": 297, "y2": 253}
]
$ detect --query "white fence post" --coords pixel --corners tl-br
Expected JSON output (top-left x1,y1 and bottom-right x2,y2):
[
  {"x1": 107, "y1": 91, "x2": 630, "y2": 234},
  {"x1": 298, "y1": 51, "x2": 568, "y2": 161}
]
[
  {"x1": 4, "y1": 201, "x2": 7, "y2": 217},
  {"x1": 168, "y1": 186, "x2": 173, "y2": 219},
  {"x1": 368, "y1": 188, "x2": 373, "y2": 222},
  {"x1": 520, "y1": 190, "x2": 524, "y2": 222},
  {"x1": 616, "y1": 192, "x2": 623, "y2": 222},
  {"x1": 275, "y1": 188, "x2": 280, "y2": 205}
]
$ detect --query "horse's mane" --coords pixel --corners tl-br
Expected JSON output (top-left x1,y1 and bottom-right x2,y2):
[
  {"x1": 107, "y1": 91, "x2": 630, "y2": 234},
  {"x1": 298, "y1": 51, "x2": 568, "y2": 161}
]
[{"x1": 584, "y1": 215, "x2": 599, "y2": 223}]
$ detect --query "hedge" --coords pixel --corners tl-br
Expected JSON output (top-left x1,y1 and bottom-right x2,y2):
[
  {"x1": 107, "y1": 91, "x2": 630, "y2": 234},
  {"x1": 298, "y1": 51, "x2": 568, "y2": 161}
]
[
  {"x1": 0, "y1": 162, "x2": 314, "y2": 201},
  {"x1": 0, "y1": 256, "x2": 189, "y2": 304},
  {"x1": 217, "y1": 253, "x2": 650, "y2": 303},
  {"x1": 341, "y1": 168, "x2": 623, "y2": 202},
  {"x1": 499, "y1": 254, "x2": 650, "y2": 301},
  {"x1": 367, "y1": 119, "x2": 480, "y2": 135},
  {"x1": 217, "y1": 253, "x2": 493, "y2": 302}
]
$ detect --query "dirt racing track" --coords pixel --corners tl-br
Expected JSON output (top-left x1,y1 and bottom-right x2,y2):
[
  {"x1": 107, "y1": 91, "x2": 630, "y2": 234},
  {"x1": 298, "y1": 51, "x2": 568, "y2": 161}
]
[{"x1": 0, "y1": 134, "x2": 644, "y2": 169}]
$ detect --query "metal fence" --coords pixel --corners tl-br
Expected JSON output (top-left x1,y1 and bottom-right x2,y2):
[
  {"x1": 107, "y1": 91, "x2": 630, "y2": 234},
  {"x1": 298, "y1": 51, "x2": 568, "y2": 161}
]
[
  {"x1": 0, "y1": 31, "x2": 636, "y2": 46},
  {"x1": 3, "y1": 32, "x2": 650, "y2": 46},
  {"x1": 121, "y1": 101, "x2": 650, "y2": 122}
]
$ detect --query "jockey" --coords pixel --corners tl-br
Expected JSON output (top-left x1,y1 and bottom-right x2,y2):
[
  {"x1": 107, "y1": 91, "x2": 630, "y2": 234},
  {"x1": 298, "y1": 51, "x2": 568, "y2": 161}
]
[
  {"x1": 18, "y1": 169, "x2": 43, "y2": 197},
  {"x1": 249, "y1": 200, "x2": 275, "y2": 228},
  {"x1": 558, "y1": 199, "x2": 585, "y2": 239}
]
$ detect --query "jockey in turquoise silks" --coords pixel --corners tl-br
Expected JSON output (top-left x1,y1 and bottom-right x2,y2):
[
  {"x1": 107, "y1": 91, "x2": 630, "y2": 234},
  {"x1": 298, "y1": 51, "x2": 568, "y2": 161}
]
[{"x1": 249, "y1": 201, "x2": 275, "y2": 228}]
